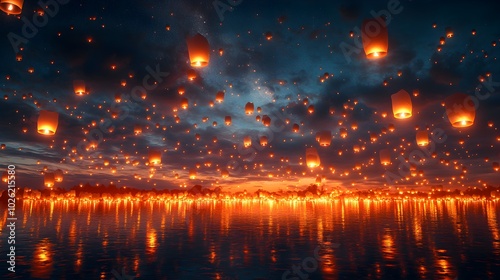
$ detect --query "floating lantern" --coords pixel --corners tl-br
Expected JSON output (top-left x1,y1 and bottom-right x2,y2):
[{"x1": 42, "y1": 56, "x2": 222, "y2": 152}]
[
  {"x1": 37, "y1": 110, "x2": 59, "y2": 135},
  {"x1": 186, "y1": 33, "x2": 210, "y2": 67},
  {"x1": 148, "y1": 150, "x2": 161, "y2": 165},
  {"x1": 340, "y1": 128, "x2": 348, "y2": 138},
  {"x1": 225, "y1": 116, "x2": 232, "y2": 126},
  {"x1": 0, "y1": 0, "x2": 23, "y2": 15},
  {"x1": 245, "y1": 102, "x2": 254, "y2": 115},
  {"x1": 181, "y1": 97, "x2": 189, "y2": 109},
  {"x1": 1, "y1": 171, "x2": 7, "y2": 183},
  {"x1": 379, "y1": 149, "x2": 391, "y2": 165},
  {"x1": 307, "y1": 105, "x2": 315, "y2": 114},
  {"x1": 178, "y1": 86, "x2": 185, "y2": 95},
  {"x1": 215, "y1": 91, "x2": 224, "y2": 103},
  {"x1": 445, "y1": 93, "x2": 475, "y2": 128},
  {"x1": 493, "y1": 162, "x2": 499, "y2": 172},
  {"x1": 292, "y1": 123, "x2": 299, "y2": 133},
  {"x1": 134, "y1": 125, "x2": 142, "y2": 135},
  {"x1": 244, "y1": 136, "x2": 252, "y2": 148},
  {"x1": 416, "y1": 131, "x2": 429, "y2": 146},
  {"x1": 317, "y1": 130, "x2": 332, "y2": 147},
  {"x1": 73, "y1": 80, "x2": 86, "y2": 95},
  {"x1": 391, "y1": 89, "x2": 412, "y2": 119},
  {"x1": 189, "y1": 168, "x2": 197, "y2": 179},
  {"x1": 361, "y1": 17, "x2": 388, "y2": 59},
  {"x1": 262, "y1": 115, "x2": 271, "y2": 126},
  {"x1": 305, "y1": 147, "x2": 320, "y2": 168},
  {"x1": 54, "y1": 169, "x2": 64, "y2": 182},
  {"x1": 44, "y1": 173, "x2": 55, "y2": 188},
  {"x1": 260, "y1": 136, "x2": 268, "y2": 146},
  {"x1": 221, "y1": 169, "x2": 229, "y2": 178}
]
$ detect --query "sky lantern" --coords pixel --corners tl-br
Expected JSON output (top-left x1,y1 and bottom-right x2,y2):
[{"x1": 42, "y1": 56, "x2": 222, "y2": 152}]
[
  {"x1": 54, "y1": 169, "x2": 64, "y2": 182},
  {"x1": 379, "y1": 149, "x2": 391, "y2": 165},
  {"x1": 134, "y1": 125, "x2": 142, "y2": 135},
  {"x1": 445, "y1": 27, "x2": 454, "y2": 38},
  {"x1": 391, "y1": 89, "x2": 412, "y2": 119},
  {"x1": 225, "y1": 116, "x2": 232, "y2": 126},
  {"x1": 292, "y1": 123, "x2": 299, "y2": 133},
  {"x1": 317, "y1": 130, "x2": 332, "y2": 147},
  {"x1": 189, "y1": 168, "x2": 197, "y2": 179},
  {"x1": 187, "y1": 69, "x2": 197, "y2": 81},
  {"x1": 37, "y1": 110, "x2": 59, "y2": 135},
  {"x1": 340, "y1": 128, "x2": 348, "y2": 138},
  {"x1": 44, "y1": 173, "x2": 55, "y2": 188},
  {"x1": 221, "y1": 169, "x2": 229, "y2": 178},
  {"x1": 307, "y1": 105, "x2": 315, "y2": 114},
  {"x1": 260, "y1": 136, "x2": 268, "y2": 146},
  {"x1": 1, "y1": 171, "x2": 7, "y2": 183},
  {"x1": 186, "y1": 33, "x2": 210, "y2": 67},
  {"x1": 306, "y1": 148, "x2": 320, "y2": 168},
  {"x1": 244, "y1": 136, "x2": 252, "y2": 148},
  {"x1": 148, "y1": 150, "x2": 162, "y2": 165},
  {"x1": 178, "y1": 86, "x2": 185, "y2": 95},
  {"x1": 245, "y1": 102, "x2": 254, "y2": 115},
  {"x1": 0, "y1": 0, "x2": 23, "y2": 15},
  {"x1": 493, "y1": 162, "x2": 499, "y2": 172},
  {"x1": 73, "y1": 80, "x2": 86, "y2": 95},
  {"x1": 445, "y1": 93, "x2": 475, "y2": 128},
  {"x1": 262, "y1": 115, "x2": 271, "y2": 126},
  {"x1": 416, "y1": 131, "x2": 429, "y2": 146},
  {"x1": 181, "y1": 97, "x2": 189, "y2": 109},
  {"x1": 215, "y1": 91, "x2": 224, "y2": 103},
  {"x1": 361, "y1": 17, "x2": 388, "y2": 59}
]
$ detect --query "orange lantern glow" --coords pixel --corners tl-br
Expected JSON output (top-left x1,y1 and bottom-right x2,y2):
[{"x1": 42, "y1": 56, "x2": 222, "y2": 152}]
[
  {"x1": 245, "y1": 102, "x2": 254, "y2": 115},
  {"x1": 260, "y1": 136, "x2": 268, "y2": 146},
  {"x1": 181, "y1": 97, "x2": 189, "y2": 109},
  {"x1": 54, "y1": 169, "x2": 64, "y2": 182},
  {"x1": 0, "y1": 0, "x2": 23, "y2": 15},
  {"x1": 391, "y1": 89, "x2": 412, "y2": 119},
  {"x1": 1, "y1": 171, "x2": 8, "y2": 183},
  {"x1": 361, "y1": 17, "x2": 388, "y2": 59},
  {"x1": 379, "y1": 149, "x2": 391, "y2": 165},
  {"x1": 493, "y1": 162, "x2": 499, "y2": 171},
  {"x1": 221, "y1": 169, "x2": 229, "y2": 178},
  {"x1": 215, "y1": 91, "x2": 224, "y2": 103},
  {"x1": 189, "y1": 168, "x2": 197, "y2": 179},
  {"x1": 225, "y1": 116, "x2": 232, "y2": 126},
  {"x1": 244, "y1": 136, "x2": 252, "y2": 148},
  {"x1": 73, "y1": 80, "x2": 86, "y2": 95},
  {"x1": 148, "y1": 150, "x2": 162, "y2": 165},
  {"x1": 445, "y1": 93, "x2": 475, "y2": 128},
  {"x1": 292, "y1": 123, "x2": 300, "y2": 133},
  {"x1": 416, "y1": 131, "x2": 429, "y2": 146},
  {"x1": 186, "y1": 33, "x2": 210, "y2": 67},
  {"x1": 44, "y1": 173, "x2": 55, "y2": 188},
  {"x1": 187, "y1": 69, "x2": 197, "y2": 81},
  {"x1": 317, "y1": 130, "x2": 332, "y2": 147},
  {"x1": 37, "y1": 110, "x2": 59, "y2": 135},
  {"x1": 262, "y1": 115, "x2": 271, "y2": 126},
  {"x1": 305, "y1": 147, "x2": 320, "y2": 168}
]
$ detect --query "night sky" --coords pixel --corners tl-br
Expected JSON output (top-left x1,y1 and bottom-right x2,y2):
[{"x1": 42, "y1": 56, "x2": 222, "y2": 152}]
[{"x1": 1, "y1": 0, "x2": 499, "y2": 191}]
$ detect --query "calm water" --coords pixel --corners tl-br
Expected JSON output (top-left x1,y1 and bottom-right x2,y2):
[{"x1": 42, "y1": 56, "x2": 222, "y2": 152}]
[{"x1": 0, "y1": 200, "x2": 499, "y2": 279}]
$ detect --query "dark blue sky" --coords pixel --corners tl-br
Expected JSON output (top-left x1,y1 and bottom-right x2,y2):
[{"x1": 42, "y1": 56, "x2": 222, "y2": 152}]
[{"x1": 1, "y1": 0, "x2": 499, "y2": 191}]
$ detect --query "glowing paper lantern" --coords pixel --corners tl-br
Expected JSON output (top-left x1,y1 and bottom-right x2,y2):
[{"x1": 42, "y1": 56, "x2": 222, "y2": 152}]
[
  {"x1": 221, "y1": 169, "x2": 229, "y2": 178},
  {"x1": 181, "y1": 97, "x2": 189, "y2": 109},
  {"x1": 225, "y1": 116, "x2": 232, "y2": 126},
  {"x1": 379, "y1": 149, "x2": 391, "y2": 165},
  {"x1": 1, "y1": 171, "x2": 7, "y2": 183},
  {"x1": 361, "y1": 17, "x2": 388, "y2": 59},
  {"x1": 305, "y1": 147, "x2": 320, "y2": 168},
  {"x1": 292, "y1": 123, "x2": 299, "y2": 133},
  {"x1": 317, "y1": 130, "x2": 332, "y2": 147},
  {"x1": 416, "y1": 131, "x2": 429, "y2": 146},
  {"x1": 244, "y1": 136, "x2": 252, "y2": 148},
  {"x1": 391, "y1": 90, "x2": 412, "y2": 119},
  {"x1": 262, "y1": 115, "x2": 271, "y2": 126},
  {"x1": 260, "y1": 136, "x2": 268, "y2": 146},
  {"x1": 245, "y1": 102, "x2": 254, "y2": 115},
  {"x1": 54, "y1": 169, "x2": 64, "y2": 182},
  {"x1": 493, "y1": 162, "x2": 499, "y2": 172},
  {"x1": 37, "y1": 110, "x2": 59, "y2": 135},
  {"x1": 0, "y1": 0, "x2": 23, "y2": 15},
  {"x1": 445, "y1": 93, "x2": 475, "y2": 128},
  {"x1": 215, "y1": 91, "x2": 224, "y2": 103},
  {"x1": 73, "y1": 80, "x2": 86, "y2": 95},
  {"x1": 189, "y1": 168, "x2": 197, "y2": 179},
  {"x1": 148, "y1": 150, "x2": 162, "y2": 165},
  {"x1": 186, "y1": 33, "x2": 210, "y2": 67},
  {"x1": 44, "y1": 173, "x2": 55, "y2": 188}
]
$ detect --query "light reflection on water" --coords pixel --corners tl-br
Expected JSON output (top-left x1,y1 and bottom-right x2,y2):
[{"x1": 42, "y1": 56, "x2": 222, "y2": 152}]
[{"x1": 0, "y1": 200, "x2": 499, "y2": 279}]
